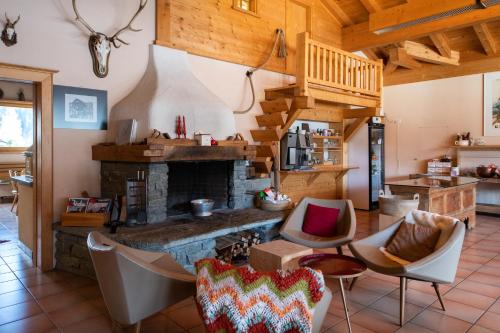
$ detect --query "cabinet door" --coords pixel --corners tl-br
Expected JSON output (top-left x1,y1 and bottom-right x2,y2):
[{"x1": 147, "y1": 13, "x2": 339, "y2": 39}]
[{"x1": 286, "y1": 0, "x2": 311, "y2": 74}]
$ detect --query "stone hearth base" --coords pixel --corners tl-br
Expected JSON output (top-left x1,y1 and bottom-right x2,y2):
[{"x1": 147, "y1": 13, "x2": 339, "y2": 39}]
[{"x1": 55, "y1": 208, "x2": 287, "y2": 277}]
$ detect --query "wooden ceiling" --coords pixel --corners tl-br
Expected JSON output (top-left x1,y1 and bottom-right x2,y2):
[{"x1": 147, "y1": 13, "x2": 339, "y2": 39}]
[{"x1": 321, "y1": 0, "x2": 500, "y2": 85}]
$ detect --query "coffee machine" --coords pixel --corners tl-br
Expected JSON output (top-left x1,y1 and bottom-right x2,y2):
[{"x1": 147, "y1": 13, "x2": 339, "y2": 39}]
[{"x1": 280, "y1": 126, "x2": 313, "y2": 170}]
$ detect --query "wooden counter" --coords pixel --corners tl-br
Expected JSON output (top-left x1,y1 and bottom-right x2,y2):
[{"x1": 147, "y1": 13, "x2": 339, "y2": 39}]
[
  {"x1": 386, "y1": 177, "x2": 478, "y2": 228},
  {"x1": 11, "y1": 176, "x2": 35, "y2": 257}
]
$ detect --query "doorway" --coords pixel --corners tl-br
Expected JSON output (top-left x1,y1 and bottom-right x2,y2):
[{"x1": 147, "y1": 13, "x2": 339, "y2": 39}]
[{"x1": 0, "y1": 63, "x2": 55, "y2": 271}]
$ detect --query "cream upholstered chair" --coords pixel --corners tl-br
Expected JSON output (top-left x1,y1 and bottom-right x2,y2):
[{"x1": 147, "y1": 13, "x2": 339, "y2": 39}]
[
  {"x1": 280, "y1": 197, "x2": 356, "y2": 254},
  {"x1": 348, "y1": 210, "x2": 465, "y2": 326},
  {"x1": 87, "y1": 232, "x2": 196, "y2": 332}
]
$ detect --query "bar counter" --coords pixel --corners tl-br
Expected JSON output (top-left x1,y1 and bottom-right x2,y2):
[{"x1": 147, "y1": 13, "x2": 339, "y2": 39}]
[{"x1": 386, "y1": 176, "x2": 478, "y2": 228}]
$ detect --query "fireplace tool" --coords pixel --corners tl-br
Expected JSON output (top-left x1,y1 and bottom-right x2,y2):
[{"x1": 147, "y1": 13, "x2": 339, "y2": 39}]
[{"x1": 125, "y1": 170, "x2": 148, "y2": 226}]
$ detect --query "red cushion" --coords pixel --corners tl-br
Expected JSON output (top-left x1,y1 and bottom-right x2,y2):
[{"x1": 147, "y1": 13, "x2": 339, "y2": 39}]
[{"x1": 302, "y1": 203, "x2": 340, "y2": 237}]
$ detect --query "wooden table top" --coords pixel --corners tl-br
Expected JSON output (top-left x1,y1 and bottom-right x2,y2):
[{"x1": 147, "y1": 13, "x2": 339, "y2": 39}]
[{"x1": 299, "y1": 253, "x2": 367, "y2": 279}]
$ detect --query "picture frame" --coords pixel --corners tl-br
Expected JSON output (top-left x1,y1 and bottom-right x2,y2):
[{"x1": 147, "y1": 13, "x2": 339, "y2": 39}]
[
  {"x1": 53, "y1": 85, "x2": 107, "y2": 130},
  {"x1": 483, "y1": 73, "x2": 500, "y2": 137}
]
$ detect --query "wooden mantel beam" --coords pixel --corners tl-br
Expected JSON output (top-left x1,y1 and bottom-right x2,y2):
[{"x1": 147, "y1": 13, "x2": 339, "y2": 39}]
[
  {"x1": 320, "y1": 0, "x2": 354, "y2": 27},
  {"x1": 473, "y1": 23, "x2": 498, "y2": 56},
  {"x1": 359, "y1": 0, "x2": 382, "y2": 13},
  {"x1": 342, "y1": 3, "x2": 500, "y2": 51}
]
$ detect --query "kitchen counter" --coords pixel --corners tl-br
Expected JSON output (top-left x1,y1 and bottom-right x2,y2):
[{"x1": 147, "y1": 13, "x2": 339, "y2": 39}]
[
  {"x1": 387, "y1": 176, "x2": 478, "y2": 228},
  {"x1": 12, "y1": 175, "x2": 35, "y2": 258},
  {"x1": 386, "y1": 176, "x2": 478, "y2": 189}
]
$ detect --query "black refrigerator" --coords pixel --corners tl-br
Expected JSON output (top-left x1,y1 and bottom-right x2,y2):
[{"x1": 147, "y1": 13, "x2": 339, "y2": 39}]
[{"x1": 347, "y1": 121, "x2": 385, "y2": 210}]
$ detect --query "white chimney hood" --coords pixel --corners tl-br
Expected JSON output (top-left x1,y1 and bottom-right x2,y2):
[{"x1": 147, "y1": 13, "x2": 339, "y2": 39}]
[{"x1": 108, "y1": 45, "x2": 237, "y2": 142}]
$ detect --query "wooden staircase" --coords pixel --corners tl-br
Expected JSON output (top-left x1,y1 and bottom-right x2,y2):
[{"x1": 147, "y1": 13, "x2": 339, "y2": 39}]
[{"x1": 250, "y1": 95, "x2": 315, "y2": 175}]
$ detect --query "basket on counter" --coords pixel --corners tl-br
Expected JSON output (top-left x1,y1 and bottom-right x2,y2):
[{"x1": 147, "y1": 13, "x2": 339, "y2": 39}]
[{"x1": 257, "y1": 198, "x2": 292, "y2": 211}]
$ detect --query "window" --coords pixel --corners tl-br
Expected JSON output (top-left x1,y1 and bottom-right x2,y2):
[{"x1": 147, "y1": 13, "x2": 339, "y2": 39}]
[
  {"x1": 233, "y1": 0, "x2": 258, "y2": 16},
  {"x1": 0, "y1": 102, "x2": 33, "y2": 148}
]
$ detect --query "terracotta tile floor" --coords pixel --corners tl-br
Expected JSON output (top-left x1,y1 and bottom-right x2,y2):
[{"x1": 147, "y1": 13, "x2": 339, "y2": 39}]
[{"x1": 1, "y1": 203, "x2": 500, "y2": 332}]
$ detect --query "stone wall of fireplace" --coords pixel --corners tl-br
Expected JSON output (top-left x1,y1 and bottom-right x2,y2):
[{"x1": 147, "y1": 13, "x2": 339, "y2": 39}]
[{"x1": 100, "y1": 160, "x2": 270, "y2": 223}]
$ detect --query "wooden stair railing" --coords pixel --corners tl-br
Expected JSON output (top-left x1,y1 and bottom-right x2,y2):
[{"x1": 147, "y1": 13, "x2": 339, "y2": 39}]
[{"x1": 296, "y1": 32, "x2": 383, "y2": 98}]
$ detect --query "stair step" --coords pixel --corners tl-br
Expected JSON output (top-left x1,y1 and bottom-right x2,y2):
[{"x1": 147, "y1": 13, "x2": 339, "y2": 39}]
[
  {"x1": 260, "y1": 98, "x2": 292, "y2": 114},
  {"x1": 253, "y1": 161, "x2": 273, "y2": 174},
  {"x1": 256, "y1": 142, "x2": 278, "y2": 157},
  {"x1": 250, "y1": 128, "x2": 280, "y2": 142},
  {"x1": 265, "y1": 85, "x2": 300, "y2": 101},
  {"x1": 256, "y1": 112, "x2": 287, "y2": 127},
  {"x1": 255, "y1": 157, "x2": 272, "y2": 162}
]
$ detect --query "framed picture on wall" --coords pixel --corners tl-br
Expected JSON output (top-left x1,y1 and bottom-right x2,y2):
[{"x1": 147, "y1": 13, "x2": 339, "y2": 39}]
[
  {"x1": 53, "y1": 85, "x2": 107, "y2": 130},
  {"x1": 484, "y1": 73, "x2": 500, "y2": 137}
]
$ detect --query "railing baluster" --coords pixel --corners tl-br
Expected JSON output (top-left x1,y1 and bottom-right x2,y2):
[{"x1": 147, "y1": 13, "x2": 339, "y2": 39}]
[{"x1": 322, "y1": 48, "x2": 327, "y2": 82}]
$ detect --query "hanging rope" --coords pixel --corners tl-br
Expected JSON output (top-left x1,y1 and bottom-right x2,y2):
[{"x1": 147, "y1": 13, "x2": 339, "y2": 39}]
[{"x1": 233, "y1": 29, "x2": 287, "y2": 114}]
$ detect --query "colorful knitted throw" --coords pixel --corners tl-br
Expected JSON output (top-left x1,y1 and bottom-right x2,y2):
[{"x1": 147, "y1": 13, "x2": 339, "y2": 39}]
[{"x1": 195, "y1": 258, "x2": 325, "y2": 333}]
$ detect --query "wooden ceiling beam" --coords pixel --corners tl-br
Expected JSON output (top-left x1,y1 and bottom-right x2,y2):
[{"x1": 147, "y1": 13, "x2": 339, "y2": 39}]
[
  {"x1": 369, "y1": 0, "x2": 475, "y2": 32},
  {"x1": 388, "y1": 48, "x2": 422, "y2": 70},
  {"x1": 320, "y1": 0, "x2": 354, "y2": 27},
  {"x1": 342, "y1": 4, "x2": 500, "y2": 51},
  {"x1": 473, "y1": 23, "x2": 498, "y2": 56},
  {"x1": 359, "y1": 0, "x2": 382, "y2": 13},
  {"x1": 400, "y1": 41, "x2": 459, "y2": 66},
  {"x1": 385, "y1": 53, "x2": 500, "y2": 86},
  {"x1": 362, "y1": 49, "x2": 381, "y2": 60},
  {"x1": 429, "y1": 33, "x2": 452, "y2": 58},
  {"x1": 383, "y1": 61, "x2": 398, "y2": 75}
]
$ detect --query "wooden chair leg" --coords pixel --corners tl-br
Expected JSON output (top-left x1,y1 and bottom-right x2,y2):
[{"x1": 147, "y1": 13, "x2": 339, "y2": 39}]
[
  {"x1": 432, "y1": 282, "x2": 446, "y2": 311},
  {"x1": 10, "y1": 194, "x2": 18, "y2": 212},
  {"x1": 336, "y1": 246, "x2": 343, "y2": 255},
  {"x1": 134, "y1": 321, "x2": 142, "y2": 333},
  {"x1": 349, "y1": 277, "x2": 358, "y2": 291},
  {"x1": 400, "y1": 277, "x2": 406, "y2": 327}
]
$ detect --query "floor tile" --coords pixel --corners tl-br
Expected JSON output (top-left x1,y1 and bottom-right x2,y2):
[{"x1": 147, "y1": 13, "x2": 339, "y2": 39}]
[
  {"x1": 140, "y1": 314, "x2": 186, "y2": 333},
  {"x1": 443, "y1": 288, "x2": 496, "y2": 310},
  {"x1": 324, "y1": 321, "x2": 376, "y2": 333},
  {"x1": 369, "y1": 296, "x2": 424, "y2": 322},
  {"x1": 351, "y1": 308, "x2": 400, "y2": 333},
  {"x1": 0, "y1": 279, "x2": 25, "y2": 295},
  {"x1": 0, "y1": 272, "x2": 17, "y2": 283},
  {"x1": 165, "y1": 304, "x2": 203, "y2": 330},
  {"x1": 37, "y1": 290, "x2": 87, "y2": 313},
  {"x1": 411, "y1": 309, "x2": 471, "y2": 333},
  {"x1": 0, "y1": 289, "x2": 34, "y2": 309},
  {"x1": 48, "y1": 299, "x2": 103, "y2": 328},
  {"x1": 489, "y1": 300, "x2": 500, "y2": 315},
  {"x1": 468, "y1": 325, "x2": 498, "y2": 333},
  {"x1": 394, "y1": 322, "x2": 436, "y2": 333},
  {"x1": 0, "y1": 300, "x2": 43, "y2": 326},
  {"x1": 475, "y1": 312, "x2": 500, "y2": 332},
  {"x1": 388, "y1": 288, "x2": 437, "y2": 308},
  {"x1": 0, "y1": 313, "x2": 56, "y2": 333},
  {"x1": 60, "y1": 314, "x2": 113, "y2": 333},
  {"x1": 455, "y1": 279, "x2": 500, "y2": 298},
  {"x1": 321, "y1": 313, "x2": 344, "y2": 331},
  {"x1": 467, "y1": 272, "x2": 500, "y2": 287},
  {"x1": 28, "y1": 281, "x2": 71, "y2": 299},
  {"x1": 346, "y1": 286, "x2": 385, "y2": 306},
  {"x1": 429, "y1": 299, "x2": 484, "y2": 324}
]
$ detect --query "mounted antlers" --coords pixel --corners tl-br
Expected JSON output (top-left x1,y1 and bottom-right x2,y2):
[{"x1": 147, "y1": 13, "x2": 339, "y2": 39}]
[
  {"x1": 1, "y1": 13, "x2": 21, "y2": 47},
  {"x1": 72, "y1": 0, "x2": 148, "y2": 78}
]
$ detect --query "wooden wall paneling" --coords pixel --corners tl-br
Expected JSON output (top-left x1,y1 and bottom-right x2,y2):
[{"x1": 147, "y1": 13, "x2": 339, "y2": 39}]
[
  {"x1": 279, "y1": 172, "x2": 337, "y2": 202},
  {"x1": 156, "y1": 0, "x2": 341, "y2": 75},
  {"x1": 286, "y1": 0, "x2": 312, "y2": 74}
]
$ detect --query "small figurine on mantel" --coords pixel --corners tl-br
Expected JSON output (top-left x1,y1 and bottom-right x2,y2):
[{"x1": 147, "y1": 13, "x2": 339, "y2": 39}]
[{"x1": 17, "y1": 88, "x2": 25, "y2": 101}]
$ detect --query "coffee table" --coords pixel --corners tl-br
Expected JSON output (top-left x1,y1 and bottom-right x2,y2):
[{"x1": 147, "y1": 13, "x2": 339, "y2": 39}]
[
  {"x1": 299, "y1": 253, "x2": 367, "y2": 333},
  {"x1": 249, "y1": 239, "x2": 313, "y2": 271}
]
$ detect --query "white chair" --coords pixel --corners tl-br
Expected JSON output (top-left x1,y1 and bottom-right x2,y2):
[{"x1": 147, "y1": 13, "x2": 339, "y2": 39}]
[
  {"x1": 87, "y1": 232, "x2": 196, "y2": 332},
  {"x1": 280, "y1": 197, "x2": 356, "y2": 254},
  {"x1": 348, "y1": 211, "x2": 465, "y2": 326}
]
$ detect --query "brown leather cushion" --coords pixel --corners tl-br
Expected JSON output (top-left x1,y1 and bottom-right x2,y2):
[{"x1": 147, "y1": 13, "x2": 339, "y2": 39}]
[{"x1": 385, "y1": 222, "x2": 441, "y2": 262}]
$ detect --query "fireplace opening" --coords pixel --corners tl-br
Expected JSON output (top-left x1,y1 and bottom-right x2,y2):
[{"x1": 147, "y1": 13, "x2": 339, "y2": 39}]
[{"x1": 167, "y1": 161, "x2": 232, "y2": 216}]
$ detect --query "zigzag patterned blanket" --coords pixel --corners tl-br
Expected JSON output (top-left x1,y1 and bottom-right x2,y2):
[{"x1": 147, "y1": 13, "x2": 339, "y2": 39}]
[{"x1": 195, "y1": 258, "x2": 325, "y2": 333}]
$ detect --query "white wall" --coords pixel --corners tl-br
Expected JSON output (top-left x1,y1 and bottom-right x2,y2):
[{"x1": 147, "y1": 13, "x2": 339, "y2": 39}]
[
  {"x1": 0, "y1": 0, "x2": 292, "y2": 218},
  {"x1": 383, "y1": 73, "x2": 500, "y2": 180}
]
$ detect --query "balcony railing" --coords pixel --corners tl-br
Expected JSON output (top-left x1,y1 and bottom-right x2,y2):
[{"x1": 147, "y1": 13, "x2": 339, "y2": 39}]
[{"x1": 296, "y1": 32, "x2": 383, "y2": 98}]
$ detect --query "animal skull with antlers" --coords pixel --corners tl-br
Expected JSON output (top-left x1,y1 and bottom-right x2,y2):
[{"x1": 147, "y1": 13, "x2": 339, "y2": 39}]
[
  {"x1": 72, "y1": 0, "x2": 148, "y2": 78},
  {"x1": 1, "y1": 13, "x2": 20, "y2": 47}
]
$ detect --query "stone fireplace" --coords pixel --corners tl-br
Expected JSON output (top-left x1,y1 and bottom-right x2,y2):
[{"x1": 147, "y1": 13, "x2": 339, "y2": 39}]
[{"x1": 100, "y1": 160, "x2": 269, "y2": 222}]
